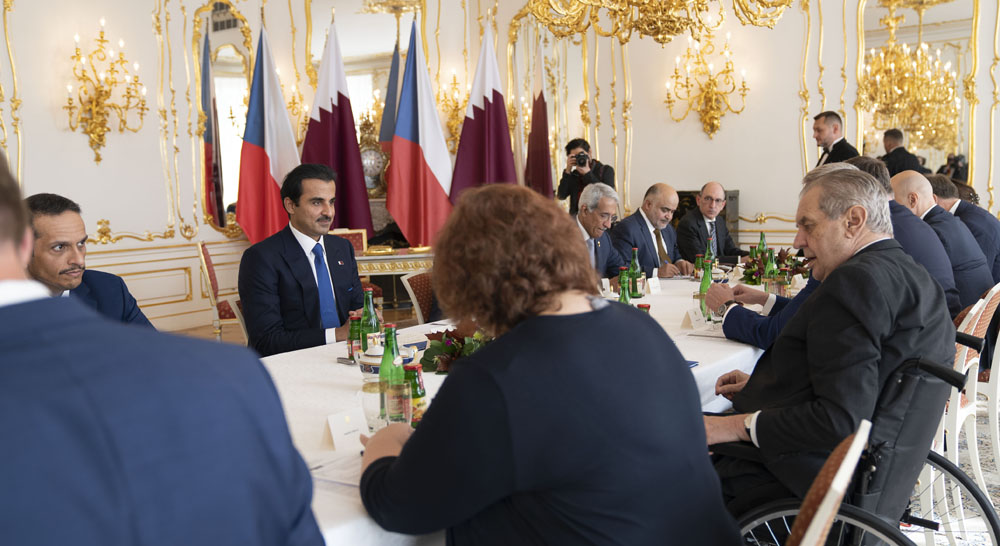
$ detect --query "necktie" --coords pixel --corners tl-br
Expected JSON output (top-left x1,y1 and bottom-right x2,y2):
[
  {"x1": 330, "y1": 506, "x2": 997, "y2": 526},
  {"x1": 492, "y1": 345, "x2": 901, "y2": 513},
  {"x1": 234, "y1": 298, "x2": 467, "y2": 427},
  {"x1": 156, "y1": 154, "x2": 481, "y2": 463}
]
[
  {"x1": 817, "y1": 149, "x2": 829, "y2": 167},
  {"x1": 312, "y1": 243, "x2": 341, "y2": 329},
  {"x1": 587, "y1": 238, "x2": 596, "y2": 268},
  {"x1": 709, "y1": 222, "x2": 719, "y2": 257},
  {"x1": 654, "y1": 229, "x2": 671, "y2": 264}
]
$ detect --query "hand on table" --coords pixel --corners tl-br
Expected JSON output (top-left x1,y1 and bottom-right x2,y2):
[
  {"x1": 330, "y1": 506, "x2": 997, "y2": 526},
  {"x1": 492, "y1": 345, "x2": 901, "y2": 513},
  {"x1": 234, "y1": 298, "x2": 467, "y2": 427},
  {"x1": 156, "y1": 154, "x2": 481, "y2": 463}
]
[
  {"x1": 658, "y1": 263, "x2": 681, "y2": 278},
  {"x1": 360, "y1": 423, "x2": 413, "y2": 472},
  {"x1": 705, "y1": 283, "x2": 734, "y2": 313},
  {"x1": 732, "y1": 284, "x2": 769, "y2": 306},
  {"x1": 715, "y1": 370, "x2": 750, "y2": 400},
  {"x1": 676, "y1": 259, "x2": 695, "y2": 276},
  {"x1": 704, "y1": 414, "x2": 750, "y2": 446}
]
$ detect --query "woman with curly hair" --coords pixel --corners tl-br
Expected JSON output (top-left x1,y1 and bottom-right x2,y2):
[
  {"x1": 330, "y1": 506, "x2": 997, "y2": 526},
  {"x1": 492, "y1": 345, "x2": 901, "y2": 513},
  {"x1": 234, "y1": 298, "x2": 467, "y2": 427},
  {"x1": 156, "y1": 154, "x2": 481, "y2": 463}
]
[{"x1": 360, "y1": 184, "x2": 738, "y2": 545}]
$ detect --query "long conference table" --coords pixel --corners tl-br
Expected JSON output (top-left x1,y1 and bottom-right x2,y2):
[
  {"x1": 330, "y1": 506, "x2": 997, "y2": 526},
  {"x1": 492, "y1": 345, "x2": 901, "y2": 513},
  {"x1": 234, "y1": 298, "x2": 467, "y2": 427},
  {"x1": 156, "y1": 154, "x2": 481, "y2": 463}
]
[{"x1": 261, "y1": 277, "x2": 765, "y2": 545}]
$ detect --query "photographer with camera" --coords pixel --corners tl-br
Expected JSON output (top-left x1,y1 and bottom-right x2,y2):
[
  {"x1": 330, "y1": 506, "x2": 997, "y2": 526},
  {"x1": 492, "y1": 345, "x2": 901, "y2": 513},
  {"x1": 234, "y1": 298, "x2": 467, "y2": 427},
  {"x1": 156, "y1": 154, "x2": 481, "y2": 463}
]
[{"x1": 557, "y1": 138, "x2": 615, "y2": 215}]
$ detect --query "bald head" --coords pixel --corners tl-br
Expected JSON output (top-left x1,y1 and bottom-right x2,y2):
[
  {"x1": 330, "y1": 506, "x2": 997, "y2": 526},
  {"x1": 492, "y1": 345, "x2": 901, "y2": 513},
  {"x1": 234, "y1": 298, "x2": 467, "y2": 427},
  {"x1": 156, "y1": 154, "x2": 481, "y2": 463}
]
[
  {"x1": 697, "y1": 181, "x2": 727, "y2": 220},
  {"x1": 891, "y1": 170, "x2": 936, "y2": 217},
  {"x1": 641, "y1": 183, "x2": 679, "y2": 230}
]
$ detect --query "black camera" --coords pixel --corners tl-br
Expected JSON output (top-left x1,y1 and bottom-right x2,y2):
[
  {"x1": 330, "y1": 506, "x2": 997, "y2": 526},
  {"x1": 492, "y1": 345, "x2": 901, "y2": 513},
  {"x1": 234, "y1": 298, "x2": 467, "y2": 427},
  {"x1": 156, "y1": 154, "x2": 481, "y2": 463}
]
[{"x1": 573, "y1": 152, "x2": 589, "y2": 167}]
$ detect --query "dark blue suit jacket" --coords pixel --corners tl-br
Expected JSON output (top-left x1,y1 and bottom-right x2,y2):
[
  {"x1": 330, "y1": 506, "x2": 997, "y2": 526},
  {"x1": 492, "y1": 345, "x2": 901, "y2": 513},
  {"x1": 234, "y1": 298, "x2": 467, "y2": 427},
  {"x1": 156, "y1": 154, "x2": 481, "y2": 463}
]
[
  {"x1": 0, "y1": 297, "x2": 323, "y2": 546},
  {"x1": 722, "y1": 276, "x2": 820, "y2": 350},
  {"x1": 924, "y1": 205, "x2": 994, "y2": 310},
  {"x1": 890, "y1": 200, "x2": 962, "y2": 316},
  {"x1": 955, "y1": 200, "x2": 1000, "y2": 284},
  {"x1": 676, "y1": 208, "x2": 748, "y2": 265},
  {"x1": 70, "y1": 269, "x2": 153, "y2": 328},
  {"x1": 609, "y1": 211, "x2": 682, "y2": 277},
  {"x1": 593, "y1": 229, "x2": 626, "y2": 279},
  {"x1": 239, "y1": 225, "x2": 365, "y2": 357}
]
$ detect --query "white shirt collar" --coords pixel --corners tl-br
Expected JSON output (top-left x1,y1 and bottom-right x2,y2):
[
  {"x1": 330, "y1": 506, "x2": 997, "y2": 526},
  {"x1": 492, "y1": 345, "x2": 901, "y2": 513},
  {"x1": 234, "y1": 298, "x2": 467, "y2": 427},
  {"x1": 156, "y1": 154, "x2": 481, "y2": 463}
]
[
  {"x1": 948, "y1": 199, "x2": 961, "y2": 214},
  {"x1": 0, "y1": 280, "x2": 52, "y2": 308},
  {"x1": 919, "y1": 204, "x2": 936, "y2": 220},
  {"x1": 576, "y1": 216, "x2": 592, "y2": 241},
  {"x1": 855, "y1": 237, "x2": 892, "y2": 255},
  {"x1": 826, "y1": 137, "x2": 843, "y2": 152},
  {"x1": 638, "y1": 207, "x2": 657, "y2": 235},
  {"x1": 289, "y1": 223, "x2": 325, "y2": 257}
]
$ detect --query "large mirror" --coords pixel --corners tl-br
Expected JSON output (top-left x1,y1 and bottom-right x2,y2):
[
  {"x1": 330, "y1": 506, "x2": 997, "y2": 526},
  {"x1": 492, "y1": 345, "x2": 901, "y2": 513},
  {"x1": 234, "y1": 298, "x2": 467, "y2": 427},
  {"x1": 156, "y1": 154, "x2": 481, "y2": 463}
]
[
  {"x1": 193, "y1": 0, "x2": 253, "y2": 231},
  {"x1": 858, "y1": 0, "x2": 974, "y2": 181}
]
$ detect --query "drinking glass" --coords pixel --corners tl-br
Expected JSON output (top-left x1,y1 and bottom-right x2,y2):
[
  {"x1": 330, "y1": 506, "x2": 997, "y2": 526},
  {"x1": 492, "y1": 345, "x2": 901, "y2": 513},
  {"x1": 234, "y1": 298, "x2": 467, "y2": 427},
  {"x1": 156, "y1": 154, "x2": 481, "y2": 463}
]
[
  {"x1": 383, "y1": 382, "x2": 412, "y2": 426},
  {"x1": 358, "y1": 381, "x2": 386, "y2": 434}
]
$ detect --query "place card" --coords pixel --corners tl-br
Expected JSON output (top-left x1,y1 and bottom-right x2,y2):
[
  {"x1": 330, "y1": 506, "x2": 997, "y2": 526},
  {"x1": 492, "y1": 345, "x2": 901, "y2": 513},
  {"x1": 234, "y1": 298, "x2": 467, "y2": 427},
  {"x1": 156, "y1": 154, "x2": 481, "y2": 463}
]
[
  {"x1": 646, "y1": 276, "x2": 662, "y2": 294},
  {"x1": 600, "y1": 278, "x2": 610, "y2": 295},
  {"x1": 327, "y1": 408, "x2": 366, "y2": 451},
  {"x1": 681, "y1": 306, "x2": 709, "y2": 329}
]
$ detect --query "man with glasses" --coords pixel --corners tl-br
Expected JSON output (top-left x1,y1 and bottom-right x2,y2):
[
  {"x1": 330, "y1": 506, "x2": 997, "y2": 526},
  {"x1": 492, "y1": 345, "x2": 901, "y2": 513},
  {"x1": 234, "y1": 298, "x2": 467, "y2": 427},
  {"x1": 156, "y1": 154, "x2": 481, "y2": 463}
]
[
  {"x1": 576, "y1": 183, "x2": 626, "y2": 279},
  {"x1": 610, "y1": 183, "x2": 694, "y2": 278},
  {"x1": 677, "y1": 181, "x2": 749, "y2": 265}
]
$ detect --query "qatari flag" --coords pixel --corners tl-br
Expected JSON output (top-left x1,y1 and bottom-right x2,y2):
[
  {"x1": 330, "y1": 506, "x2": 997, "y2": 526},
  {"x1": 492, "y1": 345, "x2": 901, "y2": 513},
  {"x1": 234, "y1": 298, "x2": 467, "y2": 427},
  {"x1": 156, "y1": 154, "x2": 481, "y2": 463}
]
[
  {"x1": 378, "y1": 41, "x2": 401, "y2": 154},
  {"x1": 301, "y1": 22, "x2": 375, "y2": 237},
  {"x1": 449, "y1": 27, "x2": 517, "y2": 204},
  {"x1": 524, "y1": 49, "x2": 553, "y2": 198}
]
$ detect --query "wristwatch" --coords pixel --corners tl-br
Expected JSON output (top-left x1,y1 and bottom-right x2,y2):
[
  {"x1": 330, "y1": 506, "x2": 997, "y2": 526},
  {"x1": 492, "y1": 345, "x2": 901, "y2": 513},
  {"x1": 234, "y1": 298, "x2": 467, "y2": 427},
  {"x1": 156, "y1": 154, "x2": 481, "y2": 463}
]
[
  {"x1": 743, "y1": 414, "x2": 754, "y2": 441},
  {"x1": 716, "y1": 299, "x2": 742, "y2": 317}
]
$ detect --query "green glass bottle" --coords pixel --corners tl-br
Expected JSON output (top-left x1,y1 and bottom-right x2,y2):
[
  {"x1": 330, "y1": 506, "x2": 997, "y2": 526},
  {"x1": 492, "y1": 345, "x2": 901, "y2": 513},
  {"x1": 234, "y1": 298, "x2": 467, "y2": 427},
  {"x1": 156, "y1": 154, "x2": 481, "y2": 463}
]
[
  {"x1": 758, "y1": 231, "x2": 767, "y2": 256},
  {"x1": 379, "y1": 324, "x2": 405, "y2": 422},
  {"x1": 704, "y1": 237, "x2": 715, "y2": 269},
  {"x1": 348, "y1": 316, "x2": 362, "y2": 359},
  {"x1": 360, "y1": 288, "x2": 381, "y2": 351},
  {"x1": 628, "y1": 247, "x2": 642, "y2": 298},
  {"x1": 764, "y1": 249, "x2": 778, "y2": 278},
  {"x1": 618, "y1": 267, "x2": 630, "y2": 304},
  {"x1": 699, "y1": 257, "x2": 713, "y2": 320}
]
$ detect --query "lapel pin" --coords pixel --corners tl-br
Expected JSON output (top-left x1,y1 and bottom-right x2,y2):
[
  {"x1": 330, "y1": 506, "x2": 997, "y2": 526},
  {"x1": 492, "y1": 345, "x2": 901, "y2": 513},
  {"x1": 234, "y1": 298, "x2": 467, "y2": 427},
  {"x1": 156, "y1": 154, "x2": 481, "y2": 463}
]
[
  {"x1": 337, "y1": 260, "x2": 344, "y2": 265},
  {"x1": 596, "y1": 241, "x2": 601, "y2": 248}
]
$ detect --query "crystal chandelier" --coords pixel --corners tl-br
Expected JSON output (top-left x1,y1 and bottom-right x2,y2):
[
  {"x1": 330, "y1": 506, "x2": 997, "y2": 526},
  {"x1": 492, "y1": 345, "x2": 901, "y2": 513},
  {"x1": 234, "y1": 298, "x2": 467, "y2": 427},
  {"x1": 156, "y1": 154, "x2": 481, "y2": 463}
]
[{"x1": 856, "y1": 0, "x2": 960, "y2": 151}]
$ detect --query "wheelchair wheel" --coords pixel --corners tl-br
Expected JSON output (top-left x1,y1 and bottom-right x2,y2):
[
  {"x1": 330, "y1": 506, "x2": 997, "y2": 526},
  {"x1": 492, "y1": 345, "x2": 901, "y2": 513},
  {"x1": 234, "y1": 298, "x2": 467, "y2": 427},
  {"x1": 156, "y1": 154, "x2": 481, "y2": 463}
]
[
  {"x1": 900, "y1": 450, "x2": 1000, "y2": 545},
  {"x1": 739, "y1": 499, "x2": 914, "y2": 545}
]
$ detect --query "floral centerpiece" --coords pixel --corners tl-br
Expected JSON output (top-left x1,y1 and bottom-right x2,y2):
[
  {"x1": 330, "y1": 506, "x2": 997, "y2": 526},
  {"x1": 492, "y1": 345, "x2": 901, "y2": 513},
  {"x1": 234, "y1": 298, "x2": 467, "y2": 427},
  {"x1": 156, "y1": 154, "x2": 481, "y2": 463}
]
[
  {"x1": 740, "y1": 247, "x2": 810, "y2": 285},
  {"x1": 419, "y1": 329, "x2": 492, "y2": 373}
]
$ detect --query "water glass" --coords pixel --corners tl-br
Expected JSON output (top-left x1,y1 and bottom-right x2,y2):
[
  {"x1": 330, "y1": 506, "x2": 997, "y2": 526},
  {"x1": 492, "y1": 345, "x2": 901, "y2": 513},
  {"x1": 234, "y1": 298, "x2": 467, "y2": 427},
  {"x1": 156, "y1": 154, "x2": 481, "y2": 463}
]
[
  {"x1": 383, "y1": 382, "x2": 412, "y2": 426},
  {"x1": 358, "y1": 381, "x2": 386, "y2": 434}
]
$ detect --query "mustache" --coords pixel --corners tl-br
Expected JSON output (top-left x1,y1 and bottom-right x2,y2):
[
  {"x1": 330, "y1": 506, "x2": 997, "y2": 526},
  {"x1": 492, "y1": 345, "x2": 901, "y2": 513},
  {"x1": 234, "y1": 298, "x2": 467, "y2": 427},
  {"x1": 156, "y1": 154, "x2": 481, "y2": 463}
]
[
  {"x1": 60, "y1": 265, "x2": 85, "y2": 275},
  {"x1": 316, "y1": 216, "x2": 332, "y2": 223}
]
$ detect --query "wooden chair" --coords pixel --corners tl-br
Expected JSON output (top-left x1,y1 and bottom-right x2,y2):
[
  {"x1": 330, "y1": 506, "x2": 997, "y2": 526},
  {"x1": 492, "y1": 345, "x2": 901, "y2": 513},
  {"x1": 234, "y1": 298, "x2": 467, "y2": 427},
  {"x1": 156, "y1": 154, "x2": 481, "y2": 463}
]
[
  {"x1": 401, "y1": 272, "x2": 434, "y2": 324},
  {"x1": 196, "y1": 242, "x2": 238, "y2": 341},
  {"x1": 786, "y1": 420, "x2": 872, "y2": 546},
  {"x1": 976, "y1": 283, "x2": 1000, "y2": 488},
  {"x1": 330, "y1": 228, "x2": 367, "y2": 254},
  {"x1": 225, "y1": 296, "x2": 248, "y2": 346}
]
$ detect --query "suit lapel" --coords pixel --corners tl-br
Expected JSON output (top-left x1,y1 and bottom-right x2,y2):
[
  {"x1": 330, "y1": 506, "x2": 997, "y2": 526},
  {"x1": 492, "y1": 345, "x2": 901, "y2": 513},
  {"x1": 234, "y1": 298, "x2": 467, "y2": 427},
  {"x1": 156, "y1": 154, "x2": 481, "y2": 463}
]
[
  {"x1": 634, "y1": 214, "x2": 657, "y2": 268},
  {"x1": 280, "y1": 227, "x2": 321, "y2": 326},
  {"x1": 324, "y1": 236, "x2": 351, "y2": 319},
  {"x1": 69, "y1": 275, "x2": 97, "y2": 310}
]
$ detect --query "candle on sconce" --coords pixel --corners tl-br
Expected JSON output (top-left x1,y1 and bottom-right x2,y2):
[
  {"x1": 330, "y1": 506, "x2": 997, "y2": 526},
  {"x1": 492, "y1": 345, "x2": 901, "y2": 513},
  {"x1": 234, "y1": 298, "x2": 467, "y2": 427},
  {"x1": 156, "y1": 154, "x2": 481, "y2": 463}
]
[
  {"x1": 141, "y1": 86, "x2": 147, "y2": 96},
  {"x1": 108, "y1": 48, "x2": 114, "y2": 58},
  {"x1": 73, "y1": 33, "x2": 80, "y2": 44},
  {"x1": 133, "y1": 62, "x2": 139, "y2": 72},
  {"x1": 118, "y1": 38, "x2": 124, "y2": 49},
  {"x1": 66, "y1": 84, "x2": 73, "y2": 96},
  {"x1": 99, "y1": 72, "x2": 106, "y2": 81},
  {"x1": 99, "y1": 17, "x2": 106, "y2": 28}
]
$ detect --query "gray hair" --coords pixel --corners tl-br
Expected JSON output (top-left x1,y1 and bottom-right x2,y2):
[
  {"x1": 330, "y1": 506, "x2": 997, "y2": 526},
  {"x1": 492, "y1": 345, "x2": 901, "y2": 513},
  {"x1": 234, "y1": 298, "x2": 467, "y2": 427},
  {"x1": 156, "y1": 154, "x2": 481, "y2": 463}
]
[
  {"x1": 800, "y1": 163, "x2": 893, "y2": 236},
  {"x1": 579, "y1": 183, "x2": 619, "y2": 212}
]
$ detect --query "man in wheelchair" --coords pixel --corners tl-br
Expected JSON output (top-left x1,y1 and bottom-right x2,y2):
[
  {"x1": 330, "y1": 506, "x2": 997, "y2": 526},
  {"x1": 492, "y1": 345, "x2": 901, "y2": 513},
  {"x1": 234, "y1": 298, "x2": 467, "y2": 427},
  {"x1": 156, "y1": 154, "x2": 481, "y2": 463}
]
[{"x1": 703, "y1": 164, "x2": 956, "y2": 516}]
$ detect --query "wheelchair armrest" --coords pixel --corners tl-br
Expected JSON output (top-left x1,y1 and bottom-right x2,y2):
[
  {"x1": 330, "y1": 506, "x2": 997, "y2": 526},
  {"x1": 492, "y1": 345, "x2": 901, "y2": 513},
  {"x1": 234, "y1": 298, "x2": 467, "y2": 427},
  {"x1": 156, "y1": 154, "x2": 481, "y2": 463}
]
[
  {"x1": 956, "y1": 331, "x2": 985, "y2": 354},
  {"x1": 711, "y1": 441, "x2": 764, "y2": 463}
]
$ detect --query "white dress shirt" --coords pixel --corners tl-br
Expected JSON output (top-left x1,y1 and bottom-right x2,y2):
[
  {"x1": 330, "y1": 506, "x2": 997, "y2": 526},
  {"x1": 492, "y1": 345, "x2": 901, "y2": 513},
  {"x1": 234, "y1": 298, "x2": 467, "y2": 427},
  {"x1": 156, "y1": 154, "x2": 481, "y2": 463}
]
[
  {"x1": 948, "y1": 200, "x2": 961, "y2": 214},
  {"x1": 0, "y1": 280, "x2": 51, "y2": 308},
  {"x1": 288, "y1": 224, "x2": 340, "y2": 344},
  {"x1": 577, "y1": 217, "x2": 596, "y2": 268},
  {"x1": 919, "y1": 204, "x2": 936, "y2": 220}
]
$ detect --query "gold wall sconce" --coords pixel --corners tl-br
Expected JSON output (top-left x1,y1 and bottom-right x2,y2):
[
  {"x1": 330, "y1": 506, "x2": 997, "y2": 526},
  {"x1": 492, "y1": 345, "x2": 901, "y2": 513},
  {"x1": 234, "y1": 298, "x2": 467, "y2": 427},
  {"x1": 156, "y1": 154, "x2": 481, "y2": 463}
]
[
  {"x1": 664, "y1": 28, "x2": 748, "y2": 138},
  {"x1": 437, "y1": 69, "x2": 468, "y2": 154},
  {"x1": 65, "y1": 18, "x2": 148, "y2": 164}
]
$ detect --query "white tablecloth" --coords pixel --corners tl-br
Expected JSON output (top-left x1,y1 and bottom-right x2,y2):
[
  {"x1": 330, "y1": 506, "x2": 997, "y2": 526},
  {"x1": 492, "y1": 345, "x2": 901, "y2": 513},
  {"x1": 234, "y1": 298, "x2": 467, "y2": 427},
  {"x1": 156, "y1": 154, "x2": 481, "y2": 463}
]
[{"x1": 261, "y1": 278, "x2": 763, "y2": 545}]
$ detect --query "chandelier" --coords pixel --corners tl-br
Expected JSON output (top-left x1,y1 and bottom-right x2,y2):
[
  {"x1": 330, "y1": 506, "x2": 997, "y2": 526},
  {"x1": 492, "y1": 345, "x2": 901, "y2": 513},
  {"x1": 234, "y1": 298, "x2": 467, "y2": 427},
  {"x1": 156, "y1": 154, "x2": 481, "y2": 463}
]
[
  {"x1": 524, "y1": 0, "x2": 792, "y2": 46},
  {"x1": 664, "y1": 26, "x2": 748, "y2": 137},
  {"x1": 856, "y1": 0, "x2": 960, "y2": 151}
]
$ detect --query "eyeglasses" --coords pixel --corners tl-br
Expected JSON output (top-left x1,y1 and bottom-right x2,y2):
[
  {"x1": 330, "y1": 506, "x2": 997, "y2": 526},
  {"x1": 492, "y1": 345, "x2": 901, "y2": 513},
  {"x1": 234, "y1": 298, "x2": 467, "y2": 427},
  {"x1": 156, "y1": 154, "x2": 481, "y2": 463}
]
[{"x1": 701, "y1": 197, "x2": 726, "y2": 206}]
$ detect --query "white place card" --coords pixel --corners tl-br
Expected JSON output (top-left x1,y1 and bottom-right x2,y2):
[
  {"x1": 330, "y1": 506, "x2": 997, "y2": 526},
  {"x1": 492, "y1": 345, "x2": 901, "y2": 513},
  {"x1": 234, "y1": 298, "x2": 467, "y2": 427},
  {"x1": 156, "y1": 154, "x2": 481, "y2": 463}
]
[
  {"x1": 681, "y1": 305, "x2": 709, "y2": 329},
  {"x1": 600, "y1": 278, "x2": 610, "y2": 295},
  {"x1": 327, "y1": 408, "x2": 366, "y2": 451},
  {"x1": 646, "y1": 276, "x2": 662, "y2": 294}
]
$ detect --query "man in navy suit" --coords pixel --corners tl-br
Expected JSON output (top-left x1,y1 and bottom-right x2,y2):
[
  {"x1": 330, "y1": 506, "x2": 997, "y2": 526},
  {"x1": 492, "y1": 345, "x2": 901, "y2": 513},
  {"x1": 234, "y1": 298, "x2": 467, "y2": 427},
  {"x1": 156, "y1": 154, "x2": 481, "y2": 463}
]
[
  {"x1": 610, "y1": 183, "x2": 694, "y2": 278},
  {"x1": 24, "y1": 193, "x2": 153, "y2": 327},
  {"x1": 576, "y1": 182, "x2": 626, "y2": 278},
  {"x1": 882, "y1": 129, "x2": 927, "y2": 176},
  {"x1": 0, "y1": 160, "x2": 324, "y2": 546},
  {"x1": 893, "y1": 170, "x2": 994, "y2": 311},
  {"x1": 676, "y1": 182, "x2": 749, "y2": 265},
  {"x1": 239, "y1": 163, "x2": 364, "y2": 357},
  {"x1": 812, "y1": 111, "x2": 859, "y2": 167},
  {"x1": 930, "y1": 174, "x2": 1000, "y2": 284}
]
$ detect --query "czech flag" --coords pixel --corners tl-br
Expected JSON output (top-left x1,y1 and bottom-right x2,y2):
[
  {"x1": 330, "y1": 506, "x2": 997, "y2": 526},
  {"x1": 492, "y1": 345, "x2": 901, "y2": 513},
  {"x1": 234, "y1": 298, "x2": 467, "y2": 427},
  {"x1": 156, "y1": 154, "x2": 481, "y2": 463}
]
[
  {"x1": 450, "y1": 26, "x2": 517, "y2": 204},
  {"x1": 386, "y1": 23, "x2": 452, "y2": 247},
  {"x1": 236, "y1": 28, "x2": 300, "y2": 244},
  {"x1": 200, "y1": 27, "x2": 225, "y2": 227}
]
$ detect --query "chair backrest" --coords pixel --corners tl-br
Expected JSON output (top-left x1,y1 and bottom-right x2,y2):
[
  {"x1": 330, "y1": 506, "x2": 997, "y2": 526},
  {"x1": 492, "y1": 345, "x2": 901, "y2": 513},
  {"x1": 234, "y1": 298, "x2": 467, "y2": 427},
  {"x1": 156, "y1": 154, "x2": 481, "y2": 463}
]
[
  {"x1": 330, "y1": 228, "x2": 367, "y2": 254},
  {"x1": 197, "y1": 241, "x2": 220, "y2": 307},
  {"x1": 970, "y1": 283, "x2": 1000, "y2": 360},
  {"x1": 956, "y1": 298, "x2": 986, "y2": 373},
  {"x1": 401, "y1": 272, "x2": 433, "y2": 325},
  {"x1": 226, "y1": 296, "x2": 248, "y2": 346},
  {"x1": 789, "y1": 420, "x2": 872, "y2": 546},
  {"x1": 851, "y1": 358, "x2": 966, "y2": 521}
]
